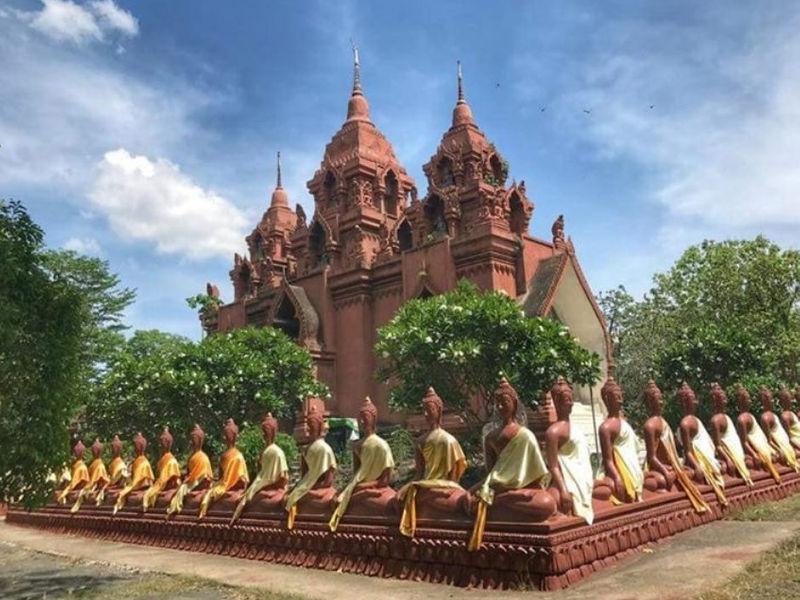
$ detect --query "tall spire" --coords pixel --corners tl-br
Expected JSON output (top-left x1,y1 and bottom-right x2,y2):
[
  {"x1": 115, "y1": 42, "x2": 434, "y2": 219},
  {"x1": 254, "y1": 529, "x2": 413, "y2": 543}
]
[
  {"x1": 452, "y1": 60, "x2": 474, "y2": 127},
  {"x1": 352, "y1": 41, "x2": 362, "y2": 95},
  {"x1": 346, "y1": 42, "x2": 370, "y2": 122},
  {"x1": 270, "y1": 150, "x2": 288, "y2": 208},
  {"x1": 276, "y1": 150, "x2": 282, "y2": 189}
]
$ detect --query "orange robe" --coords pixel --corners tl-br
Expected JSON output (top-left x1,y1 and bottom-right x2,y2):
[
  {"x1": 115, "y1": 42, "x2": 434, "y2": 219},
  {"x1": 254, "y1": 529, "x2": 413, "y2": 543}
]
[
  {"x1": 57, "y1": 459, "x2": 89, "y2": 504},
  {"x1": 71, "y1": 458, "x2": 109, "y2": 512},
  {"x1": 114, "y1": 455, "x2": 154, "y2": 513},
  {"x1": 166, "y1": 450, "x2": 213, "y2": 516},
  {"x1": 198, "y1": 447, "x2": 249, "y2": 519},
  {"x1": 142, "y1": 452, "x2": 181, "y2": 511}
]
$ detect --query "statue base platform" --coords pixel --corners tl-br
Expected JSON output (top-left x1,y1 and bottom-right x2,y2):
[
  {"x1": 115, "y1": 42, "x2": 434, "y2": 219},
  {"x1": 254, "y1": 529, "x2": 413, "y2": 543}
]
[{"x1": 7, "y1": 468, "x2": 800, "y2": 591}]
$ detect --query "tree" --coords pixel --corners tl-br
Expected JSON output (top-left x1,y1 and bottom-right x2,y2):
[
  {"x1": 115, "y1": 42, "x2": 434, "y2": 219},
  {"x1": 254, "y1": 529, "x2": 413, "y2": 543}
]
[
  {"x1": 0, "y1": 200, "x2": 84, "y2": 505},
  {"x1": 599, "y1": 237, "x2": 800, "y2": 427},
  {"x1": 375, "y1": 280, "x2": 601, "y2": 419},
  {"x1": 85, "y1": 327, "x2": 326, "y2": 459}
]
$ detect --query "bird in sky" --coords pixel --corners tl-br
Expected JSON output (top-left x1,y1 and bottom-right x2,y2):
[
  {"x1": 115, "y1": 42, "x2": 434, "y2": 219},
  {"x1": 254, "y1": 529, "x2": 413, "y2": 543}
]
[{"x1": 583, "y1": 109, "x2": 592, "y2": 115}]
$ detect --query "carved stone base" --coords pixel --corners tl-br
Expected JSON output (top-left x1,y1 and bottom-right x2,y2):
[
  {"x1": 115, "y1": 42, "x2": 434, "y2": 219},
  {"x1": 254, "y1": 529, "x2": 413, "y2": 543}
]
[{"x1": 8, "y1": 468, "x2": 800, "y2": 591}]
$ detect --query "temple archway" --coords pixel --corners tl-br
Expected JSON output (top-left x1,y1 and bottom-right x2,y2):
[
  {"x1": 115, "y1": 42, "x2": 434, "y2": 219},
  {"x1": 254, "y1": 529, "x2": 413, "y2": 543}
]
[
  {"x1": 324, "y1": 170, "x2": 337, "y2": 206},
  {"x1": 384, "y1": 170, "x2": 398, "y2": 215},
  {"x1": 273, "y1": 295, "x2": 301, "y2": 340},
  {"x1": 309, "y1": 221, "x2": 328, "y2": 268},
  {"x1": 509, "y1": 192, "x2": 527, "y2": 235},
  {"x1": 397, "y1": 218, "x2": 412, "y2": 252},
  {"x1": 424, "y1": 195, "x2": 447, "y2": 239},
  {"x1": 436, "y1": 157, "x2": 455, "y2": 187}
]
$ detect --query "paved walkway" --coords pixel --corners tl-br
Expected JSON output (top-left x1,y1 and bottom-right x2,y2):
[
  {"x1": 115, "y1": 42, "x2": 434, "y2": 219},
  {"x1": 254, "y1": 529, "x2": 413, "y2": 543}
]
[{"x1": 1, "y1": 518, "x2": 797, "y2": 599}]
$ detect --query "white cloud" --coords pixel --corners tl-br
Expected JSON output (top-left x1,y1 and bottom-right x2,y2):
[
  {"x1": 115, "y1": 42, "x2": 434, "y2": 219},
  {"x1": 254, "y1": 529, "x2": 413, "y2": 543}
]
[
  {"x1": 89, "y1": 149, "x2": 248, "y2": 260},
  {"x1": 63, "y1": 236, "x2": 102, "y2": 255},
  {"x1": 27, "y1": 0, "x2": 137, "y2": 45}
]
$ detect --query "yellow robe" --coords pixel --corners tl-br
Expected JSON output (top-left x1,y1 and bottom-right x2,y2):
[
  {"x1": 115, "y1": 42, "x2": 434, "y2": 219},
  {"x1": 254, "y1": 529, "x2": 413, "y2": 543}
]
[
  {"x1": 114, "y1": 455, "x2": 154, "y2": 513},
  {"x1": 400, "y1": 427, "x2": 468, "y2": 539},
  {"x1": 467, "y1": 427, "x2": 548, "y2": 550},
  {"x1": 329, "y1": 434, "x2": 395, "y2": 532},
  {"x1": 285, "y1": 438, "x2": 337, "y2": 530},
  {"x1": 746, "y1": 418, "x2": 781, "y2": 482},
  {"x1": 609, "y1": 419, "x2": 644, "y2": 504},
  {"x1": 231, "y1": 443, "x2": 289, "y2": 523},
  {"x1": 657, "y1": 423, "x2": 709, "y2": 514},
  {"x1": 198, "y1": 447, "x2": 249, "y2": 519},
  {"x1": 557, "y1": 424, "x2": 594, "y2": 525},
  {"x1": 786, "y1": 412, "x2": 800, "y2": 448},
  {"x1": 690, "y1": 420, "x2": 727, "y2": 506},
  {"x1": 719, "y1": 415, "x2": 753, "y2": 486},
  {"x1": 96, "y1": 456, "x2": 128, "y2": 505},
  {"x1": 71, "y1": 458, "x2": 109, "y2": 513},
  {"x1": 167, "y1": 450, "x2": 213, "y2": 516},
  {"x1": 57, "y1": 459, "x2": 89, "y2": 504},
  {"x1": 142, "y1": 452, "x2": 181, "y2": 511},
  {"x1": 766, "y1": 417, "x2": 800, "y2": 473}
]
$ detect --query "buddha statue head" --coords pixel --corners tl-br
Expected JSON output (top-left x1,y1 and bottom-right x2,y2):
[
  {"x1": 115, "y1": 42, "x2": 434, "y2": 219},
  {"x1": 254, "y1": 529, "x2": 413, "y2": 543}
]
[
  {"x1": 759, "y1": 386, "x2": 774, "y2": 412},
  {"x1": 111, "y1": 434, "x2": 123, "y2": 458},
  {"x1": 643, "y1": 380, "x2": 663, "y2": 415},
  {"x1": 261, "y1": 412, "x2": 279, "y2": 445},
  {"x1": 222, "y1": 418, "x2": 239, "y2": 447},
  {"x1": 358, "y1": 396, "x2": 378, "y2": 436},
  {"x1": 710, "y1": 382, "x2": 727, "y2": 413},
  {"x1": 550, "y1": 376, "x2": 573, "y2": 420},
  {"x1": 778, "y1": 386, "x2": 793, "y2": 411},
  {"x1": 677, "y1": 381, "x2": 698, "y2": 415},
  {"x1": 735, "y1": 385, "x2": 752, "y2": 413},
  {"x1": 91, "y1": 438, "x2": 103, "y2": 459},
  {"x1": 306, "y1": 406, "x2": 326, "y2": 441},
  {"x1": 422, "y1": 387, "x2": 444, "y2": 429},
  {"x1": 600, "y1": 376, "x2": 623, "y2": 415},
  {"x1": 133, "y1": 432, "x2": 147, "y2": 456},
  {"x1": 72, "y1": 439, "x2": 86, "y2": 460},
  {"x1": 190, "y1": 424, "x2": 205, "y2": 451},
  {"x1": 159, "y1": 426, "x2": 173, "y2": 453}
]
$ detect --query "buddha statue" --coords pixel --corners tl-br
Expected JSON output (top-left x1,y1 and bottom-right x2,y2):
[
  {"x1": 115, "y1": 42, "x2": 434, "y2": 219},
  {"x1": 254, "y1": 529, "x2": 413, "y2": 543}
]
[
  {"x1": 231, "y1": 412, "x2": 289, "y2": 523},
  {"x1": 198, "y1": 418, "x2": 249, "y2": 519},
  {"x1": 114, "y1": 432, "x2": 154, "y2": 514},
  {"x1": 778, "y1": 386, "x2": 800, "y2": 451},
  {"x1": 329, "y1": 397, "x2": 396, "y2": 532},
  {"x1": 398, "y1": 387, "x2": 470, "y2": 539},
  {"x1": 758, "y1": 387, "x2": 799, "y2": 472},
  {"x1": 467, "y1": 378, "x2": 557, "y2": 549},
  {"x1": 676, "y1": 382, "x2": 725, "y2": 507},
  {"x1": 735, "y1": 386, "x2": 781, "y2": 482},
  {"x1": 708, "y1": 383, "x2": 753, "y2": 486},
  {"x1": 71, "y1": 438, "x2": 109, "y2": 512},
  {"x1": 142, "y1": 427, "x2": 181, "y2": 512},
  {"x1": 57, "y1": 439, "x2": 89, "y2": 505},
  {"x1": 97, "y1": 434, "x2": 128, "y2": 506},
  {"x1": 593, "y1": 377, "x2": 644, "y2": 504},
  {"x1": 543, "y1": 377, "x2": 592, "y2": 525},
  {"x1": 640, "y1": 381, "x2": 709, "y2": 513},
  {"x1": 284, "y1": 405, "x2": 337, "y2": 529},
  {"x1": 166, "y1": 424, "x2": 214, "y2": 517}
]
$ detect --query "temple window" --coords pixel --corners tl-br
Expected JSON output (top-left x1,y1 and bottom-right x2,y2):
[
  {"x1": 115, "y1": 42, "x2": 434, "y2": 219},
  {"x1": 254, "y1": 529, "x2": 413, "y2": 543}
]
[
  {"x1": 436, "y1": 157, "x2": 455, "y2": 187},
  {"x1": 397, "y1": 218, "x2": 413, "y2": 252},
  {"x1": 273, "y1": 296, "x2": 301, "y2": 340},
  {"x1": 309, "y1": 221, "x2": 329, "y2": 268},
  {"x1": 384, "y1": 170, "x2": 398, "y2": 215},
  {"x1": 487, "y1": 154, "x2": 507, "y2": 186},
  {"x1": 324, "y1": 171, "x2": 337, "y2": 206},
  {"x1": 424, "y1": 195, "x2": 447, "y2": 239},
  {"x1": 509, "y1": 192, "x2": 527, "y2": 235}
]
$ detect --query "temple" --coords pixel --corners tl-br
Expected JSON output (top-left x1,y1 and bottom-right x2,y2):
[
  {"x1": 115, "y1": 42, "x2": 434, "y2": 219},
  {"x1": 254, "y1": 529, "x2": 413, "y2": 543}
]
[{"x1": 201, "y1": 52, "x2": 611, "y2": 436}]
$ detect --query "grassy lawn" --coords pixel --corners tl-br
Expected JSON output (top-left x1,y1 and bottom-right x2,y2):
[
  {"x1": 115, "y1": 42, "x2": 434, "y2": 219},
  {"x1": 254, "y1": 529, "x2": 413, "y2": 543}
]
[{"x1": 696, "y1": 494, "x2": 800, "y2": 600}]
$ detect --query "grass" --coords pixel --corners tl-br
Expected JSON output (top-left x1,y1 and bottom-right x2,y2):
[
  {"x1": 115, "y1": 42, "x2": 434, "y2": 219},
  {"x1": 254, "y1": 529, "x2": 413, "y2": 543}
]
[{"x1": 696, "y1": 494, "x2": 800, "y2": 600}]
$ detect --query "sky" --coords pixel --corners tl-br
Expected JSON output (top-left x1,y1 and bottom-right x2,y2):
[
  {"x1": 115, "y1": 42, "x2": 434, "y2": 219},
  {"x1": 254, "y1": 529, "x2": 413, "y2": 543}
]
[{"x1": 2, "y1": 1, "x2": 799, "y2": 340}]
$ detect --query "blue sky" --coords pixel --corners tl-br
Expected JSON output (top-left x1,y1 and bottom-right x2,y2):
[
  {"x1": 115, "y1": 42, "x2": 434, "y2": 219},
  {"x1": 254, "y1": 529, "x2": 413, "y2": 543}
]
[{"x1": 2, "y1": 1, "x2": 799, "y2": 339}]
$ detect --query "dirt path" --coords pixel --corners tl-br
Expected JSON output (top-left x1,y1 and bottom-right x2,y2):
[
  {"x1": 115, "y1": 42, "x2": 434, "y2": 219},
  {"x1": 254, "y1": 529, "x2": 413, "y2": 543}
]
[{"x1": 1, "y1": 518, "x2": 797, "y2": 599}]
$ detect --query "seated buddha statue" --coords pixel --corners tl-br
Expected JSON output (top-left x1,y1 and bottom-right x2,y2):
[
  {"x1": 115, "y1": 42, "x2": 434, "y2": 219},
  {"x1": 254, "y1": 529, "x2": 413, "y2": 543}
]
[
  {"x1": 708, "y1": 383, "x2": 753, "y2": 486},
  {"x1": 758, "y1": 386, "x2": 800, "y2": 472},
  {"x1": 166, "y1": 424, "x2": 214, "y2": 517},
  {"x1": 735, "y1": 386, "x2": 781, "y2": 482},
  {"x1": 778, "y1": 386, "x2": 800, "y2": 452},
  {"x1": 57, "y1": 439, "x2": 90, "y2": 505},
  {"x1": 97, "y1": 435, "x2": 128, "y2": 506},
  {"x1": 114, "y1": 432, "x2": 155, "y2": 514},
  {"x1": 676, "y1": 382, "x2": 726, "y2": 507},
  {"x1": 543, "y1": 377, "x2": 592, "y2": 525},
  {"x1": 231, "y1": 413, "x2": 289, "y2": 523},
  {"x1": 593, "y1": 377, "x2": 644, "y2": 504},
  {"x1": 71, "y1": 438, "x2": 110, "y2": 512},
  {"x1": 284, "y1": 405, "x2": 337, "y2": 529},
  {"x1": 198, "y1": 418, "x2": 249, "y2": 519},
  {"x1": 641, "y1": 381, "x2": 709, "y2": 513},
  {"x1": 142, "y1": 427, "x2": 181, "y2": 512},
  {"x1": 329, "y1": 397, "x2": 396, "y2": 532},
  {"x1": 398, "y1": 387, "x2": 471, "y2": 539}
]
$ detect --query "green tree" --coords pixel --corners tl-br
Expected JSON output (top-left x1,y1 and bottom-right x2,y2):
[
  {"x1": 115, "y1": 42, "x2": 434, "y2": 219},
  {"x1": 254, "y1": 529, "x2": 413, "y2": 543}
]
[
  {"x1": 375, "y1": 280, "x2": 601, "y2": 419},
  {"x1": 86, "y1": 327, "x2": 326, "y2": 459},
  {"x1": 0, "y1": 200, "x2": 84, "y2": 505}
]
